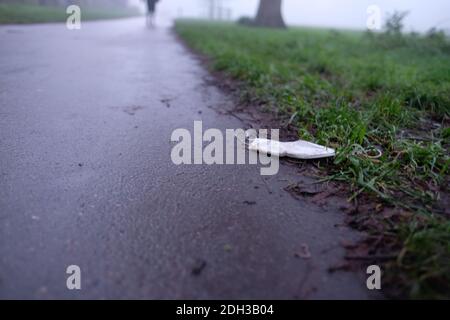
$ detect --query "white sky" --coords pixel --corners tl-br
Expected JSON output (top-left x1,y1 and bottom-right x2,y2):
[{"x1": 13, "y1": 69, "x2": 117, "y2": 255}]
[{"x1": 129, "y1": 0, "x2": 450, "y2": 32}]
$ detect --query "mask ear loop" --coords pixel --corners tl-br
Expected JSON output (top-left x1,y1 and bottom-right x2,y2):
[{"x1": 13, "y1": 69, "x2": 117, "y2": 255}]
[{"x1": 234, "y1": 130, "x2": 258, "y2": 148}]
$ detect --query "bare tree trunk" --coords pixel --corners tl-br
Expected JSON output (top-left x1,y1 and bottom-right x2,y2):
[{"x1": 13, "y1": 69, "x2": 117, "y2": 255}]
[
  {"x1": 255, "y1": 0, "x2": 285, "y2": 28},
  {"x1": 208, "y1": 0, "x2": 216, "y2": 20}
]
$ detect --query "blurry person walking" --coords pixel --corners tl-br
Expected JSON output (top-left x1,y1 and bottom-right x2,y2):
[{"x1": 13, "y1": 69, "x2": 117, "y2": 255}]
[{"x1": 144, "y1": 0, "x2": 160, "y2": 27}]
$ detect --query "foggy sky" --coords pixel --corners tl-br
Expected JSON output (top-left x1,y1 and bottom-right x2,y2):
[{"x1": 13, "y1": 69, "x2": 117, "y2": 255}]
[{"x1": 130, "y1": 0, "x2": 450, "y2": 32}]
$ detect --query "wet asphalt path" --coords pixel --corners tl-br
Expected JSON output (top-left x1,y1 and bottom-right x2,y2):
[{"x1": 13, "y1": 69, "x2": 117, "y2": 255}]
[{"x1": 0, "y1": 18, "x2": 369, "y2": 299}]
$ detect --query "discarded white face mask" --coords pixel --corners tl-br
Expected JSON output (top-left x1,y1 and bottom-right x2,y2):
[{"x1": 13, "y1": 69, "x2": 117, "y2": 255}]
[{"x1": 248, "y1": 138, "x2": 335, "y2": 160}]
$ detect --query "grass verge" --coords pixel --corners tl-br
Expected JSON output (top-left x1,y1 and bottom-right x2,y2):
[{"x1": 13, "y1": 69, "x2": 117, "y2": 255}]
[
  {"x1": 175, "y1": 20, "x2": 450, "y2": 299},
  {"x1": 0, "y1": 3, "x2": 140, "y2": 24}
]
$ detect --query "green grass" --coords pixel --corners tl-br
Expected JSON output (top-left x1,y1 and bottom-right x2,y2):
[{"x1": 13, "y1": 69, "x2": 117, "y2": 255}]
[
  {"x1": 175, "y1": 20, "x2": 450, "y2": 298},
  {"x1": 0, "y1": 4, "x2": 140, "y2": 24}
]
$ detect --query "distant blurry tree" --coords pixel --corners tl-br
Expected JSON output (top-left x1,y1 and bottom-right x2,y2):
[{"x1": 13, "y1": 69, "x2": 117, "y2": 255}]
[
  {"x1": 207, "y1": 0, "x2": 216, "y2": 19},
  {"x1": 384, "y1": 11, "x2": 409, "y2": 35},
  {"x1": 203, "y1": 0, "x2": 231, "y2": 21},
  {"x1": 254, "y1": 0, "x2": 285, "y2": 28}
]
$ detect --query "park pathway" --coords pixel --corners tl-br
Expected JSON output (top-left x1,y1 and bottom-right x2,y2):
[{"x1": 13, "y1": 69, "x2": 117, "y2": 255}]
[{"x1": 0, "y1": 18, "x2": 370, "y2": 299}]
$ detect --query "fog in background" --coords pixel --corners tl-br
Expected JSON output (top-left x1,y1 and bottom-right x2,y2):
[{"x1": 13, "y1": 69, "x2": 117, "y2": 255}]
[{"x1": 129, "y1": 0, "x2": 450, "y2": 32}]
